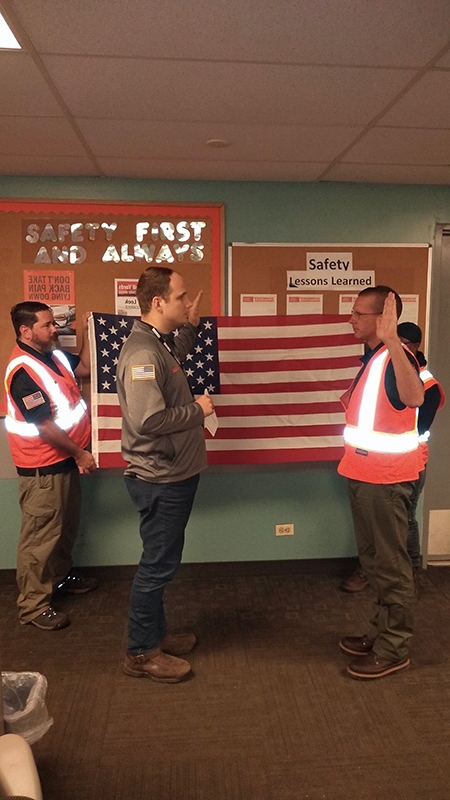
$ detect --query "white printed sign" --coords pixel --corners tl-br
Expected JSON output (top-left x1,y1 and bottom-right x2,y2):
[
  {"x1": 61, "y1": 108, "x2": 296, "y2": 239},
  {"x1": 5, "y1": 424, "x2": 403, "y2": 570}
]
[
  {"x1": 240, "y1": 294, "x2": 277, "y2": 316},
  {"x1": 287, "y1": 271, "x2": 375, "y2": 291},
  {"x1": 399, "y1": 295, "x2": 419, "y2": 325},
  {"x1": 306, "y1": 252, "x2": 353, "y2": 272},
  {"x1": 286, "y1": 294, "x2": 323, "y2": 315},
  {"x1": 115, "y1": 278, "x2": 140, "y2": 316},
  {"x1": 339, "y1": 294, "x2": 359, "y2": 315}
]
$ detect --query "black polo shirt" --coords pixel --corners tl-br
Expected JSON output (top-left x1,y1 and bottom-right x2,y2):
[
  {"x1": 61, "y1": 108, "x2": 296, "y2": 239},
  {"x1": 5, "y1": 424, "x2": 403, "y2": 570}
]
[{"x1": 416, "y1": 350, "x2": 442, "y2": 436}]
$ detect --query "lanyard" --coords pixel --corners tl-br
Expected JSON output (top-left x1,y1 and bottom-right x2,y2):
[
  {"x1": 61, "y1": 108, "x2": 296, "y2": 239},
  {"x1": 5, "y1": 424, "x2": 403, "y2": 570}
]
[
  {"x1": 150, "y1": 326, "x2": 194, "y2": 397},
  {"x1": 150, "y1": 326, "x2": 182, "y2": 366}
]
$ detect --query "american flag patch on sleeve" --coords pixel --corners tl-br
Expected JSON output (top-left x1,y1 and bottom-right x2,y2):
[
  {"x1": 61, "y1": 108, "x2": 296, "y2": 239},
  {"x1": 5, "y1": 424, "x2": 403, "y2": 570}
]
[
  {"x1": 22, "y1": 391, "x2": 45, "y2": 410},
  {"x1": 131, "y1": 364, "x2": 156, "y2": 381}
]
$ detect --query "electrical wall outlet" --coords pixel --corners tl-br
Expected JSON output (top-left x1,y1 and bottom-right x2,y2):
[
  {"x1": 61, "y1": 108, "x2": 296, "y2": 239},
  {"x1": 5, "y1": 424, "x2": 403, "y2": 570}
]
[{"x1": 275, "y1": 523, "x2": 294, "y2": 536}]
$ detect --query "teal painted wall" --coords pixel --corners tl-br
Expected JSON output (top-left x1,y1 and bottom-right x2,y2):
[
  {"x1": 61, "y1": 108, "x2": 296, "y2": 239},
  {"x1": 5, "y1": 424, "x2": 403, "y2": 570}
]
[{"x1": 1, "y1": 177, "x2": 450, "y2": 568}]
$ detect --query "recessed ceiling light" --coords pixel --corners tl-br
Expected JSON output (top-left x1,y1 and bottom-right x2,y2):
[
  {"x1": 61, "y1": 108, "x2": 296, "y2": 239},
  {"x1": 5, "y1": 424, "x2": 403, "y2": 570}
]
[
  {"x1": 206, "y1": 139, "x2": 231, "y2": 148},
  {"x1": 0, "y1": 12, "x2": 21, "y2": 49}
]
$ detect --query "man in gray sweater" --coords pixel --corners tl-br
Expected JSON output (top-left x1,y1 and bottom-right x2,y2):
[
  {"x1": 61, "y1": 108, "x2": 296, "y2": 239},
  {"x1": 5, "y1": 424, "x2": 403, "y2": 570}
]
[{"x1": 116, "y1": 266, "x2": 214, "y2": 682}]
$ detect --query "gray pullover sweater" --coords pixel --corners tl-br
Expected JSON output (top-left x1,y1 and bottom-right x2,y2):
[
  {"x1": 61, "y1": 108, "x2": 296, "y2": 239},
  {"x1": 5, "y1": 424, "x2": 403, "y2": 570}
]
[{"x1": 116, "y1": 319, "x2": 207, "y2": 482}]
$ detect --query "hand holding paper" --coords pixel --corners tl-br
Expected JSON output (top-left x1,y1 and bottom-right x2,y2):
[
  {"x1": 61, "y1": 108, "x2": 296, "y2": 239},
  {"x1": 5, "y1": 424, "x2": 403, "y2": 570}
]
[{"x1": 199, "y1": 389, "x2": 218, "y2": 436}]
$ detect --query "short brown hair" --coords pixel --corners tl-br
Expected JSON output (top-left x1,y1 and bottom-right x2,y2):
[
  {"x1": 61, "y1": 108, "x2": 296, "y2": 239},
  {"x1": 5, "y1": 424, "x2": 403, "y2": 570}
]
[
  {"x1": 136, "y1": 267, "x2": 173, "y2": 315},
  {"x1": 11, "y1": 301, "x2": 51, "y2": 337},
  {"x1": 358, "y1": 285, "x2": 403, "y2": 319}
]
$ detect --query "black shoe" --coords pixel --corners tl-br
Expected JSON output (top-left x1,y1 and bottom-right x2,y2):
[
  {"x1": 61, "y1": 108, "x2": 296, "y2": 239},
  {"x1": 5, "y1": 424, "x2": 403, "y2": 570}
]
[{"x1": 57, "y1": 574, "x2": 98, "y2": 594}]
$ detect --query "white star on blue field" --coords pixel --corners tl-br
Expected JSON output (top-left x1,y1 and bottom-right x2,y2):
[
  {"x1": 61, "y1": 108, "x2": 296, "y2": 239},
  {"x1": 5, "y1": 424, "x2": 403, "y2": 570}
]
[{"x1": 92, "y1": 314, "x2": 221, "y2": 394}]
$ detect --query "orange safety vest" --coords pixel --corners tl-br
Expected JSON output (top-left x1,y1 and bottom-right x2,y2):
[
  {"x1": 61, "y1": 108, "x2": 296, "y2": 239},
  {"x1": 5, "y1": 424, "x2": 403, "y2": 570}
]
[
  {"x1": 418, "y1": 366, "x2": 445, "y2": 467},
  {"x1": 338, "y1": 344, "x2": 422, "y2": 484},
  {"x1": 4, "y1": 344, "x2": 91, "y2": 468}
]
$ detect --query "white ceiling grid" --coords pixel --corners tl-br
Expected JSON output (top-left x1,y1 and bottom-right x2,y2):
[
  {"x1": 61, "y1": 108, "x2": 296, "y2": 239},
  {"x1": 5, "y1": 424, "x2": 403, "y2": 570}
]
[{"x1": 0, "y1": 0, "x2": 449, "y2": 183}]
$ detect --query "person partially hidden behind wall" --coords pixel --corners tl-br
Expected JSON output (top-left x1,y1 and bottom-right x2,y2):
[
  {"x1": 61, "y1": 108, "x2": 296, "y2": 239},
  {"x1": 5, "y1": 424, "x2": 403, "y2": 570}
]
[
  {"x1": 4, "y1": 302, "x2": 98, "y2": 630},
  {"x1": 338, "y1": 287, "x2": 425, "y2": 679},
  {"x1": 341, "y1": 320, "x2": 444, "y2": 595},
  {"x1": 116, "y1": 267, "x2": 215, "y2": 683}
]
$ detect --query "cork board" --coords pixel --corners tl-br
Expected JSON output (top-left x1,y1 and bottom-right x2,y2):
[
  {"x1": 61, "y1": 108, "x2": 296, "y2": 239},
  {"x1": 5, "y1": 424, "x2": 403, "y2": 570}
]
[
  {"x1": 0, "y1": 199, "x2": 224, "y2": 412},
  {"x1": 229, "y1": 243, "x2": 430, "y2": 326}
]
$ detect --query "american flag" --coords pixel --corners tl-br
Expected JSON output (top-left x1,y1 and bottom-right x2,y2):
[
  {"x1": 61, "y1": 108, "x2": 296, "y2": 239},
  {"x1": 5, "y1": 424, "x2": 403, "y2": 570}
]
[{"x1": 89, "y1": 312, "x2": 363, "y2": 468}]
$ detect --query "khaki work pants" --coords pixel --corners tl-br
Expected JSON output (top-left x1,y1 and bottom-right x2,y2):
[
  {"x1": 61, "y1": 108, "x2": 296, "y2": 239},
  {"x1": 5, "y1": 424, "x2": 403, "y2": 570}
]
[
  {"x1": 348, "y1": 479, "x2": 415, "y2": 662},
  {"x1": 16, "y1": 469, "x2": 81, "y2": 623}
]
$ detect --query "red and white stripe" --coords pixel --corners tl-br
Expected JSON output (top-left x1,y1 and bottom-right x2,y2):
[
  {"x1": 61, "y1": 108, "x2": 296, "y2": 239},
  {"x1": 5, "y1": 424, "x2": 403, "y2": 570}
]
[
  {"x1": 205, "y1": 315, "x2": 362, "y2": 465},
  {"x1": 91, "y1": 314, "x2": 362, "y2": 468}
]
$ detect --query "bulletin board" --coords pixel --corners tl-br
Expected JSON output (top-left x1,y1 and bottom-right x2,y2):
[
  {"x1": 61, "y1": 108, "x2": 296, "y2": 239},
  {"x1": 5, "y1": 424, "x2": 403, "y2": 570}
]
[
  {"x1": 0, "y1": 199, "x2": 224, "y2": 411},
  {"x1": 229, "y1": 243, "x2": 430, "y2": 329}
]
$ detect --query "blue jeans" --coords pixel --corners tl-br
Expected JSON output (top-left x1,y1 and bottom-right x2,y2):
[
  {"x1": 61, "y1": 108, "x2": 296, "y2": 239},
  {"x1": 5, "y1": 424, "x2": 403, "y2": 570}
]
[{"x1": 125, "y1": 473, "x2": 200, "y2": 655}]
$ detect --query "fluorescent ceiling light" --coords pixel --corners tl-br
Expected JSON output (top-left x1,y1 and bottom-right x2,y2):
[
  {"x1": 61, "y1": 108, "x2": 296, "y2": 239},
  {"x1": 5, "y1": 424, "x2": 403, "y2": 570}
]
[{"x1": 0, "y1": 12, "x2": 21, "y2": 48}]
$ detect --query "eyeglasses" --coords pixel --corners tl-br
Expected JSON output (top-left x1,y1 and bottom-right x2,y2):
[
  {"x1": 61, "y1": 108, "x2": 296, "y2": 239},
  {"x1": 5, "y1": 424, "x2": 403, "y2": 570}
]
[{"x1": 350, "y1": 310, "x2": 381, "y2": 319}]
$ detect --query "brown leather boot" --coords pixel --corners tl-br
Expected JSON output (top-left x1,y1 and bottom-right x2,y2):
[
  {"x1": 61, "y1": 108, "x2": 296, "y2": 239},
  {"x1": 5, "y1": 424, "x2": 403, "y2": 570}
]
[
  {"x1": 123, "y1": 648, "x2": 191, "y2": 683},
  {"x1": 161, "y1": 632, "x2": 197, "y2": 656},
  {"x1": 339, "y1": 634, "x2": 375, "y2": 656},
  {"x1": 340, "y1": 567, "x2": 369, "y2": 593},
  {"x1": 347, "y1": 651, "x2": 410, "y2": 680}
]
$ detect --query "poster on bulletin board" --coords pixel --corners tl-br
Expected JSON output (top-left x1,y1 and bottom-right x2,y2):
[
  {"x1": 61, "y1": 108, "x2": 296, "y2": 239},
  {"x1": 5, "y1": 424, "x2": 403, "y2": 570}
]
[
  {"x1": 0, "y1": 199, "x2": 224, "y2": 412},
  {"x1": 228, "y1": 242, "x2": 430, "y2": 332}
]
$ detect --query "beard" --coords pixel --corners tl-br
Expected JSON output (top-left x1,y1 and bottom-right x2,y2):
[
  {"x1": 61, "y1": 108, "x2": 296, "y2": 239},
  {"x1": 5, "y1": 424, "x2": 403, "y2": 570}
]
[{"x1": 31, "y1": 333, "x2": 59, "y2": 354}]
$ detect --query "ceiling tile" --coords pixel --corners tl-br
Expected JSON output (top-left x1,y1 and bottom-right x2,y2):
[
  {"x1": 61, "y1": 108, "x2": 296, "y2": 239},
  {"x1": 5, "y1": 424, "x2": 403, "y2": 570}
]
[
  {"x1": 0, "y1": 154, "x2": 98, "y2": 176},
  {"x1": 0, "y1": 117, "x2": 90, "y2": 156},
  {"x1": 43, "y1": 56, "x2": 415, "y2": 126},
  {"x1": 77, "y1": 118, "x2": 361, "y2": 162},
  {"x1": 0, "y1": 0, "x2": 449, "y2": 183},
  {"x1": 97, "y1": 157, "x2": 326, "y2": 181},
  {"x1": 324, "y1": 162, "x2": 450, "y2": 183},
  {"x1": 342, "y1": 127, "x2": 450, "y2": 165},
  {"x1": 435, "y1": 53, "x2": 450, "y2": 68},
  {"x1": 11, "y1": 0, "x2": 450, "y2": 67},
  {"x1": 381, "y1": 71, "x2": 450, "y2": 127},
  {"x1": 0, "y1": 52, "x2": 63, "y2": 116}
]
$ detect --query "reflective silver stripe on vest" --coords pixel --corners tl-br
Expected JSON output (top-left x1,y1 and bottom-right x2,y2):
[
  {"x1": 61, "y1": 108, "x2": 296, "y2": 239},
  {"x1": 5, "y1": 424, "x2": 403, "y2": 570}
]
[
  {"x1": 5, "y1": 351, "x2": 86, "y2": 436},
  {"x1": 53, "y1": 349, "x2": 75, "y2": 375},
  {"x1": 5, "y1": 351, "x2": 72, "y2": 394},
  {"x1": 343, "y1": 347, "x2": 419, "y2": 454},
  {"x1": 5, "y1": 398, "x2": 87, "y2": 437},
  {"x1": 343, "y1": 425, "x2": 419, "y2": 453}
]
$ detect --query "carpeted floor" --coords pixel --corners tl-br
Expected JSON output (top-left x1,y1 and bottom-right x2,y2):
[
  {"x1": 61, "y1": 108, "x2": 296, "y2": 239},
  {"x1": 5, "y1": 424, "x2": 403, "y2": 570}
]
[{"x1": 2, "y1": 563, "x2": 450, "y2": 800}]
